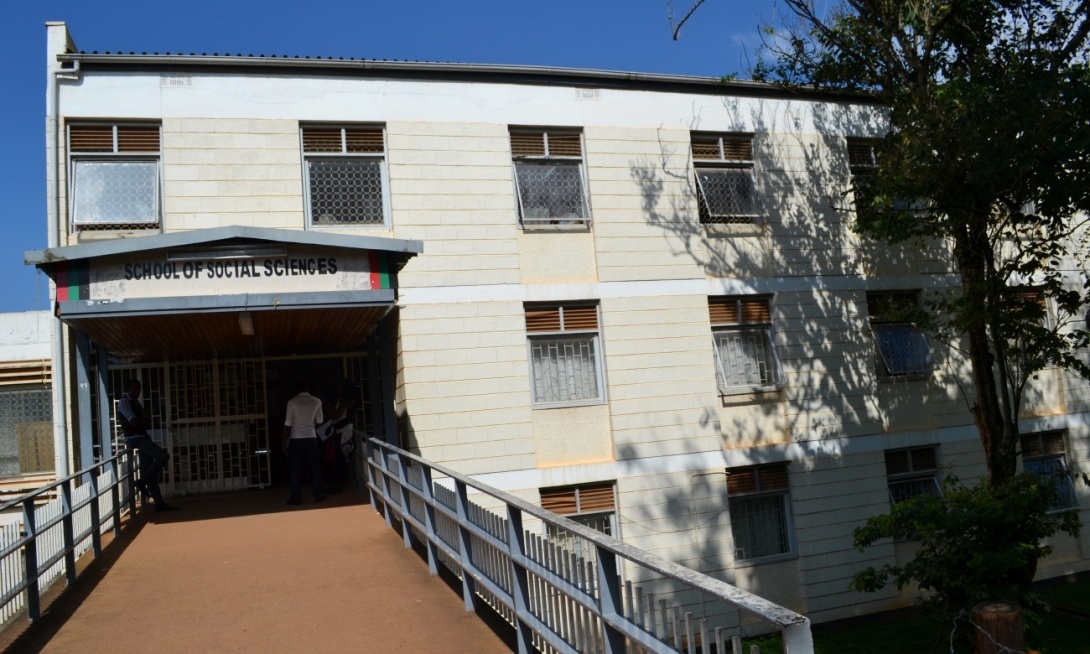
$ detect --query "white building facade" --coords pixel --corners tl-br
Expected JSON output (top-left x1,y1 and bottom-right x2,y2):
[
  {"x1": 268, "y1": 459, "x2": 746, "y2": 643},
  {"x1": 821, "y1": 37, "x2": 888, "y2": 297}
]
[{"x1": 28, "y1": 23, "x2": 1090, "y2": 624}]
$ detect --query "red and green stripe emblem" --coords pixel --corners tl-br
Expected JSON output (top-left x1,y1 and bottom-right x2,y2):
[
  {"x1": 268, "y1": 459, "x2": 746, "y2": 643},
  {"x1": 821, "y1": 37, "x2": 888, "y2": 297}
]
[
  {"x1": 367, "y1": 252, "x2": 391, "y2": 290},
  {"x1": 56, "y1": 261, "x2": 90, "y2": 302}
]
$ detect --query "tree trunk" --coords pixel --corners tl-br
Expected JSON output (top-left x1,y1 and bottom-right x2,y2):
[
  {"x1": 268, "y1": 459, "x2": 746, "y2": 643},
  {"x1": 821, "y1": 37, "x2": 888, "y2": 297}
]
[{"x1": 972, "y1": 602, "x2": 1025, "y2": 654}]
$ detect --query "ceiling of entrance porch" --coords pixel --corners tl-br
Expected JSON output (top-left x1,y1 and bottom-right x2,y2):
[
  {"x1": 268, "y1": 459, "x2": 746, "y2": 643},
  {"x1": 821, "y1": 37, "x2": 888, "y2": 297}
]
[{"x1": 67, "y1": 305, "x2": 390, "y2": 363}]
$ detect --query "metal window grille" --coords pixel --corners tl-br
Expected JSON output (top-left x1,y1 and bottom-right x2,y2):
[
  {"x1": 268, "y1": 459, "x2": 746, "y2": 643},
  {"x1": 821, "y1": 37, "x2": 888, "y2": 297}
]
[
  {"x1": 691, "y1": 133, "x2": 759, "y2": 224},
  {"x1": 695, "y1": 168, "x2": 760, "y2": 223},
  {"x1": 727, "y1": 464, "x2": 792, "y2": 561},
  {"x1": 69, "y1": 124, "x2": 162, "y2": 230},
  {"x1": 525, "y1": 303, "x2": 603, "y2": 406},
  {"x1": 712, "y1": 328, "x2": 777, "y2": 391},
  {"x1": 513, "y1": 162, "x2": 589, "y2": 224},
  {"x1": 884, "y1": 446, "x2": 941, "y2": 506},
  {"x1": 0, "y1": 389, "x2": 53, "y2": 477},
  {"x1": 872, "y1": 323, "x2": 930, "y2": 377},
  {"x1": 510, "y1": 130, "x2": 589, "y2": 226},
  {"x1": 709, "y1": 296, "x2": 778, "y2": 392},
  {"x1": 729, "y1": 494, "x2": 790, "y2": 560},
  {"x1": 529, "y1": 335, "x2": 600, "y2": 404},
  {"x1": 1021, "y1": 432, "x2": 1078, "y2": 512},
  {"x1": 303, "y1": 126, "x2": 387, "y2": 226},
  {"x1": 307, "y1": 159, "x2": 385, "y2": 225}
]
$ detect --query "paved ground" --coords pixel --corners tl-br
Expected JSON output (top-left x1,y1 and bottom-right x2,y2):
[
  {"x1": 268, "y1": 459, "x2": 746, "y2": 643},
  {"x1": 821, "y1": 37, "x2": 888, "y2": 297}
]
[{"x1": 0, "y1": 489, "x2": 513, "y2": 653}]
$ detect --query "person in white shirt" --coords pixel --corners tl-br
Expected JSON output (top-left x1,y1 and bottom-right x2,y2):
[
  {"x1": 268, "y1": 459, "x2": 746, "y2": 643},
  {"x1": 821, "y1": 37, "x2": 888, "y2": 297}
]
[{"x1": 283, "y1": 380, "x2": 325, "y2": 505}]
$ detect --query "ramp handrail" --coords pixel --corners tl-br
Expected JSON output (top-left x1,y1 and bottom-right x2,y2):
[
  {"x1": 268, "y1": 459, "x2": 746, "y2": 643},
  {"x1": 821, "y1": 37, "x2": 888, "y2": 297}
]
[
  {"x1": 0, "y1": 449, "x2": 139, "y2": 626},
  {"x1": 366, "y1": 438, "x2": 814, "y2": 654}
]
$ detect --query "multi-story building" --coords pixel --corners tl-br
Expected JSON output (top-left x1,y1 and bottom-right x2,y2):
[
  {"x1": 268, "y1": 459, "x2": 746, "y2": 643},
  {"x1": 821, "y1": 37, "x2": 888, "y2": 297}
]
[{"x1": 25, "y1": 22, "x2": 1089, "y2": 623}]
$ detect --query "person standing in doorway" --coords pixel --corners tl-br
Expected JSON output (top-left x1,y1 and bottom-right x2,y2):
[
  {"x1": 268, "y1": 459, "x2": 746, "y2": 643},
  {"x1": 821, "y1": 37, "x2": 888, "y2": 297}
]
[
  {"x1": 283, "y1": 380, "x2": 325, "y2": 505},
  {"x1": 117, "y1": 379, "x2": 178, "y2": 512}
]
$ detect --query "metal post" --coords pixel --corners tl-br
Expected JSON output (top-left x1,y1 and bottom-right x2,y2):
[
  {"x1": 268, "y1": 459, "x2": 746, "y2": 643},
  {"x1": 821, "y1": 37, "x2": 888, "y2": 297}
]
[
  {"x1": 75, "y1": 332, "x2": 95, "y2": 482},
  {"x1": 454, "y1": 480, "x2": 477, "y2": 613},
  {"x1": 396, "y1": 453, "x2": 413, "y2": 548},
  {"x1": 595, "y1": 544, "x2": 627, "y2": 653},
  {"x1": 22, "y1": 498, "x2": 40, "y2": 621},
  {"x1": 505, "y1": 505, "x2": 533, "y2": 654},
  {"x1": 365, "y1": 334, "x2": 384, "y2": 444},
  {"x1": 109, "y1": 458, "x2": 122, "y2": 536},
  {"x1": 89, "y1": 466, "x2": 102, "y2": 557},
  {"x1": 61, "y1": 479, "x2": 77, "y2": 586},
  {"x1": 379, "y1": 444, "x2": 393, "y2": 528},
  {"x1": 420, "y1": 465, "x2": 439, "y2": 575},
  {"x1": 97, "y1": 346, "x2": 112, "y2": 460}
]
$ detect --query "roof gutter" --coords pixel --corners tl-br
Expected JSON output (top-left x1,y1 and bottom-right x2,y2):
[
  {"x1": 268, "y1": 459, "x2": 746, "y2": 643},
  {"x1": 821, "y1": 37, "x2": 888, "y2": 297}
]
[{"x1": 56, "y1": 53, "x2": 880, "y2": 103}]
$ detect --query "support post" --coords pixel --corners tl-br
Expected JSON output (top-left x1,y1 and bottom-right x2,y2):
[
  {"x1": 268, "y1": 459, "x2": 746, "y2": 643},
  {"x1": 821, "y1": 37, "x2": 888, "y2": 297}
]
[
  {"x1": 420, "y1": 465, "x2": 439, "y2": 575},
  {"x1": 61, "y1": 479, "x2": 77, "y2": 586},
  {"x1": 109, "y1": 458, "x2": 122, "y2": 536},
  {"x1": 595, "y1": 543, "x2": 627, "y2": 654},
  {"x1": 375, "y1": 320, "x2": 398, "y2": 448},
  {"x1": 97, "y1": 345, "x2": 112, "y2": 460},
  {"x1": 454, "y1": 480, "x2": 477, "y2": 613},
  {"x1": 22, "y1": 498, "x2": 40, "y2": 621},
  {"x1": 505, "y1": 505, "x2": 534, "y2": 654},
  {"x1": 89, "y1": 466, "x2": 102, "y2": 557},
  {"x1": 75, "y1": 332, "x2": 94, "y2": 481},
  {"x1": 396, "y1": 453, "x2": 413, "y2": 548}
]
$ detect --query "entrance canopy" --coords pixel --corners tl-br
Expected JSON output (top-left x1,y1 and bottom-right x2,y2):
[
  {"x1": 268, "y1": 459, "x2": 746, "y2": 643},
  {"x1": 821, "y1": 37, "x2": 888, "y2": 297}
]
[{"x1": 26, "y1": 226, "x2": 422, "y2": 362}]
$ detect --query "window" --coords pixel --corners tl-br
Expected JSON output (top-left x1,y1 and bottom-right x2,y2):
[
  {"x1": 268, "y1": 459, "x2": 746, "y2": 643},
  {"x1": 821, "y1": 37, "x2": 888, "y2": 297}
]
[
  {"x1": 510, "y1": 129, "x2": 590, "y2": 227},
  {"x1": 1005, "y1": 286, "x2": 1049, "y2": 328},
  {"x1": 727, "y1": 464, "x2": 793, "y2": 562},
  {"x1": 525, "y1": 303, "x2": 603, "y2": 406},
  {"x1": 69, "y1": 124, "x2": 161, "y2": 229},
  {"x1": 885, "y1": 447, "x2": 941, "y2": 505},
  {"x1": 691, "y1": 133, "x2": 761, "y2": 224},
  {"x1": 709, "y1": 296, "x2": 779, "y2": 393},
  {"x1": 846, "y1": 138, "x2": 878, "y2": 216},
  {"x1": 867, "y1": 292, "x2": 930, "y2": 379},
  {"x1": 1021, "y1": 432, "x2": 1079, "y2": 512},
  {"x1": 302, "y1": 126, "x2": 388, "y2": 226},
  {"x1": 541, "y1": 482, "x2": 617, "y2": 537}
]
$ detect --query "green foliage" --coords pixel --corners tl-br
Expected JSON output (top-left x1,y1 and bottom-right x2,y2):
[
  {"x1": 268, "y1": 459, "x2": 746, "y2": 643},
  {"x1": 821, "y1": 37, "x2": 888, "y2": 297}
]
[
  {"x1": 849, "y1": 474, "x2": 1081, "y2": 615},
  {"x1": 755, "y1": 0, "x2": 1090, "y2": 483}
]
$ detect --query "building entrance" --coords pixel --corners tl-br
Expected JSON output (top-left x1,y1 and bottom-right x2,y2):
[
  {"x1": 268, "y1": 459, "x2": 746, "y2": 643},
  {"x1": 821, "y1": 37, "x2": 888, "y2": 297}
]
[{"x1": 92, "y1": 353, "x2": 368, "y2": 497}]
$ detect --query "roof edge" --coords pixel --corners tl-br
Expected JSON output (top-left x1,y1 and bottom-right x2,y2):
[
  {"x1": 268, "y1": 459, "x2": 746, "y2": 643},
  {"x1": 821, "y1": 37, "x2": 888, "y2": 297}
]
[
  {"x1": 25, "y1": 226, "x2": 424, "y2": 266},
  {"x1": 56, "y1": 53, "x2": 881, "y2": 103}
]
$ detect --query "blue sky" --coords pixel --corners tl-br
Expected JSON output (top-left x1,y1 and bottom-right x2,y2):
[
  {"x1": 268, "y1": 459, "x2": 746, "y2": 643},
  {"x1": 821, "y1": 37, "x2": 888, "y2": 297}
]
[{"x1": 0, "y1": 0, "x2": 771, "y2": 314}]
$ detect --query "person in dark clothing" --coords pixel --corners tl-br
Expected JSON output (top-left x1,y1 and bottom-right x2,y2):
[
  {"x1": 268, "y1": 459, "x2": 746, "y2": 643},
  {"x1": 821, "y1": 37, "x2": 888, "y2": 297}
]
[{"x1": 117, "y1": 379, "x2": 178, "y2": 512}]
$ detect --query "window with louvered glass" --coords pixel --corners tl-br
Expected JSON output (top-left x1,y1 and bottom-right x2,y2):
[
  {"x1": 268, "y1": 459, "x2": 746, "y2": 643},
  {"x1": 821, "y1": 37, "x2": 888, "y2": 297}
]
[
  {"x1": 691, "y1": 133, "x2": 760, "y2": 224},
  {"x1": 510, "y1": 129, "x2": 589, "y2": 227},
  {"x1": 867, "y1": 292, "x2": 930, "y2": 379},
  {"x1": 541, "y1": 482, "x2": 617, "y2": 549},
  {"x1": 68, "y1": 124, "x2": 161, "y2": 229},
  {"x1": 726, "y1": 464, "x2": 793, "y2": 561},
  {"x1": 884, "y1": 446, "x2": 941, "y2": 506},
  {"x1": 1021, "y1": 432, "x2": 1079, "y2": 512},
  {"x1": 302, "y1": 126, "x2": 387, "y2": 226},
  {"x1": 709, "y1": 296, "x2": 779, "y2": 393},
  {"x1": 525, "y1": 303, "x2": 603, "y2": 406}
]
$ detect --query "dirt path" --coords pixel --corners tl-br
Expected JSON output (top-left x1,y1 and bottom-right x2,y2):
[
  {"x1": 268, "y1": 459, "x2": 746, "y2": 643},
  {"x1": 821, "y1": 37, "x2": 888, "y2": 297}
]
[{"x1": 4, "y1": 490, "x2": 512, "y2": 653}]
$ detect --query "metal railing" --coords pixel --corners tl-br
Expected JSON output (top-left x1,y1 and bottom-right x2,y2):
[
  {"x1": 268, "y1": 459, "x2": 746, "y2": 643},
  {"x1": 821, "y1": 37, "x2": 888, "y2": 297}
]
[
  {"x1": 0, "y1": 450, "x2": 138, "y2": 626},
  {"x1": 366, "y1": 439, "x2": 814, "y2": 654}
]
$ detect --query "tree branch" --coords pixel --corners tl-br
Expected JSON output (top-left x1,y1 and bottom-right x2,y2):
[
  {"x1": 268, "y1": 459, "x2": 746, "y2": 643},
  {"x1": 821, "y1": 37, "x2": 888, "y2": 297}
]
[{"x1": 669, "y1": 0, "x2": 708, "y2": 41}]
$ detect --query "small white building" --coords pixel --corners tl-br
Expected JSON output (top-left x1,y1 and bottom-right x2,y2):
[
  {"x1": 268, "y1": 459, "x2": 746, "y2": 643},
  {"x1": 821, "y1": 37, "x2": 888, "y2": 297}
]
[{"x1": 24, "y1": 22, "x2": 1089, "y2": 624}]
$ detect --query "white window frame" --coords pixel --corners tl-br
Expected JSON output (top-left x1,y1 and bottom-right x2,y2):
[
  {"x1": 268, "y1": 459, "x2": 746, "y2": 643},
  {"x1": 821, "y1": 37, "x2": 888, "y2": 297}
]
[
  {"x1": 710, "y1": 296, "x2": 781, "y2": 395},
  {"x1": 727, "y1": 465, "x2": 795, "y2": 565},
  {"x1": 510, "y1": 129, "x2": 591, "y2": 229},
  {"x1": 885, "y1": 446, "x2": 941, "y2": 506},
  {"x1": 867, "y1": 292, "x2": 931, "y2": 381},
  {"x1": 525, "y1": 304, "x2": 605, "y2": 409},
  {"x1": 68, "y1": 123, "x2": 162, "y2": 231},
  {"x1": 692, "y1": 133, "x2": 762, "y2": 224},
  {"x1": 301, "y1": 125, "x2": 391, "y2": 229},
  {"x1": 1021, "y1": 432, "x2": 1080, "y2": 513}
]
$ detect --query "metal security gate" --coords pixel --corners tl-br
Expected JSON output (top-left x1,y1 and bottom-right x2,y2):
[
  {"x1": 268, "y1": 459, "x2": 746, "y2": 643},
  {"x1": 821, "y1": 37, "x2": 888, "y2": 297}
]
[
  {"x1": 94, "y1": 359, "x2": 271, "y2": 495},
  {"x1": 91, "y1": 354, "x2": 370, "y2": 496}
]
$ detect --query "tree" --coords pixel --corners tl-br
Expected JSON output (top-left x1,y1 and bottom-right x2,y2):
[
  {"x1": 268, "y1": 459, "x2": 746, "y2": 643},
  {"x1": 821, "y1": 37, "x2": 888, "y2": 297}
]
[{"x1": 679, "y1": 0, "x2": 1090, "y2": 485}]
